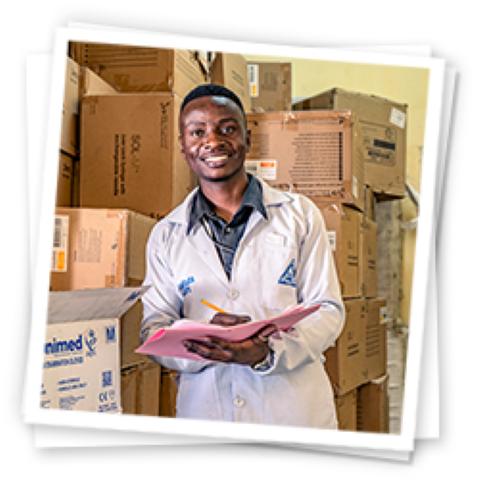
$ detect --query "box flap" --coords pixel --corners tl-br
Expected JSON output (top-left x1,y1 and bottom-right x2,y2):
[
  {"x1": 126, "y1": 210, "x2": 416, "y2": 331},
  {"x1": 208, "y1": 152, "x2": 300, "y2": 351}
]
[{"x1": 47, "y1": 286, "x2": 149, "y2": 324}]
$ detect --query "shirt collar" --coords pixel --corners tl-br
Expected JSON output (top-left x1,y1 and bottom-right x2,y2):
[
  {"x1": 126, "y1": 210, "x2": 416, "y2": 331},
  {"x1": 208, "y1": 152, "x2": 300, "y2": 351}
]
[{"x1": 188, "y1": 174, "x2": 267, "y2": 233}]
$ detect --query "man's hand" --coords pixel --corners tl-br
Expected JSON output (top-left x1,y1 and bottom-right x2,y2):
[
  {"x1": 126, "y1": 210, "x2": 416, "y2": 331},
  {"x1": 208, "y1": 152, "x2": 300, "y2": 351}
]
[{"x1": 182, "y1": 323, "x2": 278, "y2": 367}]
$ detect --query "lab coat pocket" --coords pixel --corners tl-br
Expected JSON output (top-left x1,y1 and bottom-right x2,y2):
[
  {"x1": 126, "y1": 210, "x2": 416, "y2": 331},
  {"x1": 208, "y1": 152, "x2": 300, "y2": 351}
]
[{"x1": 258, "y1": 245, "x2": 298, "y2": 312}]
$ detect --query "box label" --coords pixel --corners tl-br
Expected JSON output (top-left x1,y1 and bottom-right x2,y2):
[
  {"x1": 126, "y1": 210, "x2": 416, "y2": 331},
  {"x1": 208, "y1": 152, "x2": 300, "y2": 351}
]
[
  {"x1": 41, "y1": 319, "x2": 121, "y2": 413},
  {"x1": 51, "y1": 215, "x2": 69, "y2": 272},
  {"x1": 361, "y1": 121, "x2": 397, "y2": 167},
  {"x1": 389, "y1": 108, "x2": 406, "y2": 129},
  {"x1": 327, "y1": 231, "x2": 336, "y2": 252},
  {"x1": 245, "y1": 159, "x2": 277, "y2": 180},
  {"x1": 379, "y1": 306, "x2": 388, "y2": 324},
  {"x1": 248, "y1": 65, "x2": 259, "y2": 97}
]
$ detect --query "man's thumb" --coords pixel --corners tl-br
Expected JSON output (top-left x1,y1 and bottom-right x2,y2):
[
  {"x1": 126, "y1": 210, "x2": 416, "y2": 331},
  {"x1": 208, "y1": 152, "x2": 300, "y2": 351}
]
[{"x1": 257, "y1": 324, "x2": 278, "y2": 342}]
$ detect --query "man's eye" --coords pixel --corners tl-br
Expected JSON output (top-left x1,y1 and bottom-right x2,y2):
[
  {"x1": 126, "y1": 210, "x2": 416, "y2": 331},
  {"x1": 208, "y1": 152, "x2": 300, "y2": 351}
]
[
  {"x1": 190, "y1": 130, "x2": 204, "y2": 137},
  {"x1": 222, "y1": 126, "x2": 235, "y2": 134}
]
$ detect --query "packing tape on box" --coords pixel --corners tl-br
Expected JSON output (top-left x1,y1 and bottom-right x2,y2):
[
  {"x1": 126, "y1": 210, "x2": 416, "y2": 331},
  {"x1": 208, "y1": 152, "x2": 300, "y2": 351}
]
[
  {"x1": 282, "y1": 112, "x2": 300, "y2": 132},
  {"x1": 370, "y1": 373, "x2": 388, "y2": 385}
]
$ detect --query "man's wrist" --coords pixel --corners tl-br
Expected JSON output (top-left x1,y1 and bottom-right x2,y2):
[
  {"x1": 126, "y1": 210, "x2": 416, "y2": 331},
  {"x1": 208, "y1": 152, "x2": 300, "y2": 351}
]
[{"x1": 251, "y1": 349, "x2": 274, "y2": 372}]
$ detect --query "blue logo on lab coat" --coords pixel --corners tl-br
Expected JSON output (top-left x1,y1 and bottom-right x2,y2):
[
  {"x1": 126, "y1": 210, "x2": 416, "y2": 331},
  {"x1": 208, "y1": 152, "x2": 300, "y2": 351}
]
[
  {"x1": 278, "y1": 259, "x2": 296, "y2": 287},
  {"x1": 178, "y1": 276, "x2": 195, "y2": 296}
]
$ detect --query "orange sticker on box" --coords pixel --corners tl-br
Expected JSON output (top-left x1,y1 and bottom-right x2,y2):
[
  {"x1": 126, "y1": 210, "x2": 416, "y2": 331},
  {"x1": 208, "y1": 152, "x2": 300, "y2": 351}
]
[
  {"x1": 260, "y1": 161, "x2": 275, "y2": 168},
  {"x1": 245, "y1": 159, "x2": 276, "y2": 180},
  {"x1": 51, "y1": 215, "x2": 69, "y2": 272},
  {"x1": 56, "y1": 251, "x2": 65, "y2": 271}
]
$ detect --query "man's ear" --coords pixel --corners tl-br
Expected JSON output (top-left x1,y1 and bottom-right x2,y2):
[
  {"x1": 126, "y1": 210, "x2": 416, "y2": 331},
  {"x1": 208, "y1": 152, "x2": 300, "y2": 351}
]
[
  {"x1": 178, "y1": 135, "x2": 186, "y2": 159},
  {"x1": 245, "y1": 128, "x2": 251, "y2": 154}
]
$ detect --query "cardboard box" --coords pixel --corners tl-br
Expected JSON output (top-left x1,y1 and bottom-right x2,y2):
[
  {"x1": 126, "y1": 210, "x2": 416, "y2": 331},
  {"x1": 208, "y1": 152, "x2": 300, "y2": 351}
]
[
  {"x1": 79, "y1": 65, "x2": 118, "y2": 97},
  {"x1": 357, "y1": 374, "x2": 389, "y2": 433},
  {"x1": 364, "y1": 298, "x2": 387, "y2": 381},
  {"x1": 61, "y1": 57, "x2": 80, "y2": 156},
  {"x1": 119, "y1": 362, "x2": 136, "y2": 414},
  {"x1": 50, "y1": 208, "x2": 156, "y2": 291},
  {"x1": 247, "y1": 62, "x2": 292, "y2": 112},
  {"x1": 70, "y1": 43, "x2": 206, "y2": 97},
  {"x1": 160, "y1": 368, "x2": 178, "y2": 418},
  {"x1": 335, "y1": 389, "x2": 357, "y2": 431},
  {"x1": 293, "y1": 88, "x2": 407, "y2": 199},
  {"x1": 210, "y1": 52, "x2": 252, "y2": 112},
  {"x1": 245, "y1": 110, "x2": 365, "y2": 211},
  {"x1": 324, "y1": 299, "x2": 367, "y2": 395},
  {"x1": 316, "y1": 204, "x2": 361, "y2": 298},
  {"x1": 41, "y1": 287, "x2": 146, "y2": 412},
  {"x1": 56, "y1": 152, "x2": 74, "y2": 207},
  {"x1": 61, "y1": 58, "x2": 117, "y2": 156},
  {"x1": 121, "y1": 361, "x2": 161, "y2": 416},
  {"x1": 360, "y1": 217, "x2": 378, "y2": 298},
  {"x1": 79, "y1": 93, "x2": 195, "y2": 219}
]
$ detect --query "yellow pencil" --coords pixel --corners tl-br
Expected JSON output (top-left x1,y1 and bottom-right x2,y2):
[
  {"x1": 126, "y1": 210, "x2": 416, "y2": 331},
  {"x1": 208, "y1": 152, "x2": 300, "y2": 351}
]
[{"x1": 201, "y1": 299, "x2": 226, "y2": 314}]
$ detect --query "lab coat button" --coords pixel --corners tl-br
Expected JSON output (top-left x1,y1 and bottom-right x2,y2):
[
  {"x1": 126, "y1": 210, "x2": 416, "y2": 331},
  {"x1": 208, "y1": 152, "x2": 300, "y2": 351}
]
[
  {"x1": 228, "y1": 289, "x2": 239, "y2": 300},
  {"x1": 233, "y1": 396, "x2": 245, "y2": 408}
]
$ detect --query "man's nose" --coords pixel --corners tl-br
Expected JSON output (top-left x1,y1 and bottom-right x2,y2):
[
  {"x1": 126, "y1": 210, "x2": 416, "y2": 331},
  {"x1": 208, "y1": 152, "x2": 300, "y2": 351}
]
[{"x1": 203, "y1": 129, "x2": 225, "y2": 149}]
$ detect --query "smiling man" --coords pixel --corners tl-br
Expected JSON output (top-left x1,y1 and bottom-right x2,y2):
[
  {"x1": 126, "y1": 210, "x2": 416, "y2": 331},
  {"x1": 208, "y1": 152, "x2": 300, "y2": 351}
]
[{"x1": 139, "y1": 84, "x2": 345, "y2": 428}]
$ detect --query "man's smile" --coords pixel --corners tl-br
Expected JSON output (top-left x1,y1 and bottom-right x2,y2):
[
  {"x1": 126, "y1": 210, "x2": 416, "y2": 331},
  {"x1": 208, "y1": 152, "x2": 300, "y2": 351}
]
[{"x1": 201, "y1": 154, "x2": 230, "y2": 168}]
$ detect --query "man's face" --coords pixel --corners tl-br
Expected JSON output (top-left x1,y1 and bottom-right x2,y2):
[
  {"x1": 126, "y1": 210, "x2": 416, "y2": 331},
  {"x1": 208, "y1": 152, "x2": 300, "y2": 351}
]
[{"x1": 178, "y1": 96, "x2": 250, "y2": 184}]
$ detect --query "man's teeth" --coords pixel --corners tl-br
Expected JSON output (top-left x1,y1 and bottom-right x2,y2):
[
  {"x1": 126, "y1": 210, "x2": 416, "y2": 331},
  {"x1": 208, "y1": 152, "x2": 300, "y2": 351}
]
[{"x1": 207, "y1": 156, "x2": 227, "y2": 163}]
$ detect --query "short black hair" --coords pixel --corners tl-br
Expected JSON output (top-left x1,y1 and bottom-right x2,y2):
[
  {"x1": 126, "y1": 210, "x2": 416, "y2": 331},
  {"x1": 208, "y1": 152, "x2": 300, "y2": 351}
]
[{"x1": 180, "y1": 84, "x2": 245, "y2": 118}]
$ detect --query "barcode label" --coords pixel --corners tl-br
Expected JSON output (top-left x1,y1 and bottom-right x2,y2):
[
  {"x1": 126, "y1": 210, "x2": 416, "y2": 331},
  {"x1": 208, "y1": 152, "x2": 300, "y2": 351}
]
[
  {"x1": 53, "y1": 218, "x2": 62, "y2": 247},
  {"x1": 379, "y1": 306, "x2": 388, "y2": 324},
  {"x1": 244, "y1": 160, "x2": 259, "y2": 176},
  {"x1": 390, "y1": 108, "x2": 406, "y2": 129},
  {"x1": 51, "y1": 215, "x2": 69, "y2": 272},
  {"x1": 327, "y1": 231, "x2": 336, "y2": 251},
  {"x1": 248, "y1": 65, "x2": 259, "y2": 97}
]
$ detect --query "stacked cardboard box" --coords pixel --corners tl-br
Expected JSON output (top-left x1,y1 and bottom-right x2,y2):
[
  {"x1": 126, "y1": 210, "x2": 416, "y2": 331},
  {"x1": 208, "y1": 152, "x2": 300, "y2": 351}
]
[
  {"x1": 59, "y1": 57, "x2": 118, "y2": 208},
  {"x1": 57, "y1": 57, "x2": 79, "y2": 207},
  {"x1": 357, "y1": 374, "x2": 389, "y2": 433},
  {"x1": 79, "y1": 92, "x2": 194, "y2": 220},
  {"x1": 159, "y1": 369, "x2": 179, "y2": 418},
  {"x1": 334, "y1": 389, "x2": 357, "y2": 431},
  {"x1": 70, "y1": 43, "x2": 206, "y2": 218},
  {"x1": 245, "y1": 109, "x2": 365, "y2": 212},
  {"x1": 293, "y1": 88, "x2": 407, "y2": 200},
  {"x1": 69, "y1": 43, "x2": 205, "y2": 97},
  {"x1": 210, "y1": 52, "x2": 252, "y2": 113},
  {"x1": 121, "y1": 361, "x2": 162, "y2": 416},
  {"x1": 42, "y1": 286, "x2": 147, "y2": 413},
  {"x1": 247, "y1": 61, "x2": 292, "y2": 112},
  {"x1": 316, "y1": 203, "x2": 361, "y2": 298}
]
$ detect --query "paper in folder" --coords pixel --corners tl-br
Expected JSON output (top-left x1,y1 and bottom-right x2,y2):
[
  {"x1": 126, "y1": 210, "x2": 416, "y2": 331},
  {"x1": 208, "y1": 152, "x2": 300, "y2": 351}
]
[{"x1": 136, "y1": 303, "x2": 321, "y2": 361}]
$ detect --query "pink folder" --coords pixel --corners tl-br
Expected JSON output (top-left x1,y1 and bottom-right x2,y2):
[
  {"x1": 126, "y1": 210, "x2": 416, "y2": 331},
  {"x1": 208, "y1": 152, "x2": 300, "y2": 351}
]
[{"x1": 135, "y1": 303, "x2": 321, "y2": 361}]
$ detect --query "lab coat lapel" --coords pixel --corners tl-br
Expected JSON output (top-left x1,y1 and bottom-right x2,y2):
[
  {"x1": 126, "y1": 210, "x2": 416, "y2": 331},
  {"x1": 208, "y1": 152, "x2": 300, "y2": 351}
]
[
  {"x1": 237, "y1": 180, "x2": 291, "y2": 253},
  {"x1": 167, "y1": 188, "x2": 229, "y2": 286},
  {"x1": 186, "y1": 224, "x2": 230, "y2": 287},
  {"x1": 241, "y1": 209, "x2": 264, "y2": 244}
]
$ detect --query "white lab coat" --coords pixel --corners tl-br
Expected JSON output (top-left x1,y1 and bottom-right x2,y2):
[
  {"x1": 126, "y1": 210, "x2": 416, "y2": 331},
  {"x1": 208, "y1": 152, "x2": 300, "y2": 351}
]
[{"x1": 140, "y1": 179, "x2": 345, "y2": 428}]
